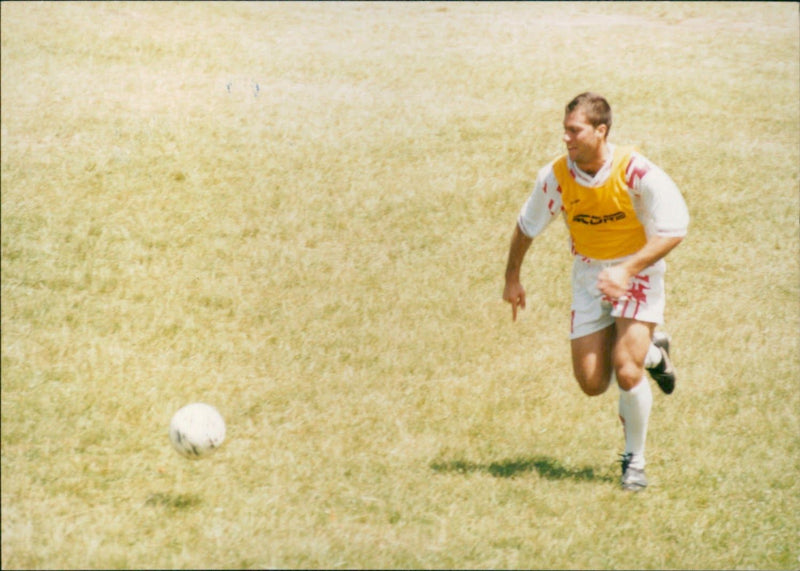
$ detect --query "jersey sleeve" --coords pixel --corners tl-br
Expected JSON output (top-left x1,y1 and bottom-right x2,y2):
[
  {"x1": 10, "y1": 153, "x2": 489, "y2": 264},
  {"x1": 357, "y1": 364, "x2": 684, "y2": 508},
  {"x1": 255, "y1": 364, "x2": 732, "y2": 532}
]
[
  {"x1": 517, "y1": 164, "x2": 562, "y2": 238},
  {"x1": 626, "y1": 152, "x2": 689, "y2": 238}
]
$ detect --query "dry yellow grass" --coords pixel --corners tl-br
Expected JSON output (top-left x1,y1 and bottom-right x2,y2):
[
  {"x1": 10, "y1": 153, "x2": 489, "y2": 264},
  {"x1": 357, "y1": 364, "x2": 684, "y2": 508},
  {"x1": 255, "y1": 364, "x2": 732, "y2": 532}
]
[{"x1": 2, "y1": 2, "x2": 798, "y2": 569}]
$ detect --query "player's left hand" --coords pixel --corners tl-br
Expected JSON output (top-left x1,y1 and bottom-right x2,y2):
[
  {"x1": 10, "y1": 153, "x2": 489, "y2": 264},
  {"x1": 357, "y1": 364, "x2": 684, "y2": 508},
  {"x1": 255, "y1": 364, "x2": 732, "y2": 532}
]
[{"x1": 597, "y1": 265, "x2": 632, "y2": 300}]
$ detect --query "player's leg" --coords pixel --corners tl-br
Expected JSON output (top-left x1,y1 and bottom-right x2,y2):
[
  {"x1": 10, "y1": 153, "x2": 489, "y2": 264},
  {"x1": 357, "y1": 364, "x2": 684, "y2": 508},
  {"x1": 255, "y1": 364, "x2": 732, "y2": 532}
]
[
  {"x1": 612, "y1": 317, "x2": 655, "y2": 390},
  {"x1": 611, "y1": 260, "x2": 676, "y2": 394},
  {"x1": 569, "y1": 258, "x2": 616, "y2": 395},
  {"x1": 613, "y1": 317, "x2": 656, "y2": 491},
  {"x1": 570, "y1": 324, "x2": 615, "y2": 396}
]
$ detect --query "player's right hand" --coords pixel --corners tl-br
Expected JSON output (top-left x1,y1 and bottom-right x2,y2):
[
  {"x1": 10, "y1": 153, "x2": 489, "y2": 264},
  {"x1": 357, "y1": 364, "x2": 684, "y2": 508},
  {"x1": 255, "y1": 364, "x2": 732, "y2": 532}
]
[{"x1": 503, "y1": 281, "x2": 526, "y2": 322}]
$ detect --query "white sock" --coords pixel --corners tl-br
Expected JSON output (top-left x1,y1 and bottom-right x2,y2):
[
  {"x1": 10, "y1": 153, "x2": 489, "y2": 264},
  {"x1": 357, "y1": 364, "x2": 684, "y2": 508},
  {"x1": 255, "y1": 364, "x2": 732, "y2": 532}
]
[
  {"x1": 644, "y1": 342, "x2": 662, "y2": 369},
  {"x1": 618, "y1": 376, "x2": 652, "y2": 470}
]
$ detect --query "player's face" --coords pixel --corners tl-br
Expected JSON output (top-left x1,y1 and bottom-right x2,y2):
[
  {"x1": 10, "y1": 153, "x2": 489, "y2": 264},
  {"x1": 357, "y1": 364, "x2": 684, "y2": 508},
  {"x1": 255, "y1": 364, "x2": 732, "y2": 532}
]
[{"x1": 563, "y1": 109, "x2": 607, "y2": 168}]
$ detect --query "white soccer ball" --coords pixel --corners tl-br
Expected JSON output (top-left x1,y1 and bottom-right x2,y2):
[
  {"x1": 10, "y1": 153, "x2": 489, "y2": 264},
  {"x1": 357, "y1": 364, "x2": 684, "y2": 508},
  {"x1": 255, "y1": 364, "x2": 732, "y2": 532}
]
[{"x1": 168, "y1": 403, "x2": 226, "y2": 459}]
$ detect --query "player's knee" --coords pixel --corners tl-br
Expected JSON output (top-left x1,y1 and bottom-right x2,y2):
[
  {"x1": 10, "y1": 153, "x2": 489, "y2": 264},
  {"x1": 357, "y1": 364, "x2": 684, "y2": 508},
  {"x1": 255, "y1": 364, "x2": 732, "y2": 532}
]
[
  {"x1": 574, "y1": 370, "x2": 610, "y2": 396},
  {"x1": 580, "y1": 384, "x2": 607, "y2": 397},
  {"x1": 615, "y1": 362, "x2": 645, "y2": 391}
]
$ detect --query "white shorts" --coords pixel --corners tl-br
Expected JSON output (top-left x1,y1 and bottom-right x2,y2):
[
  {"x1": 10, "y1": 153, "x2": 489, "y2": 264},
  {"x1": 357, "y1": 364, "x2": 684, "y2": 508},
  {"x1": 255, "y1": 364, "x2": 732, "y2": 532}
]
[{"x1": 569, "y1": 255, "x2": 666, "y2": 340}]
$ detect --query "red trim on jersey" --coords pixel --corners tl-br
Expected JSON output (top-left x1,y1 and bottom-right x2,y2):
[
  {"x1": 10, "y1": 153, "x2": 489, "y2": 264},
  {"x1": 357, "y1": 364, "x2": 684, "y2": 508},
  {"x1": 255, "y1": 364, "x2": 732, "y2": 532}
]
[{"x1": 625, "y1": 157, "x2": 650, "y2": 188}]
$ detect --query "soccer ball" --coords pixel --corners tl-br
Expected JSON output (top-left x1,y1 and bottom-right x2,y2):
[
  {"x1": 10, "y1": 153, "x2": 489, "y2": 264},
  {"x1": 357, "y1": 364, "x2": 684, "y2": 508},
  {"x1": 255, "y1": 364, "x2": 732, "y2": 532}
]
[{"x1": 168, "y1": 403, "x2": 226, "y2": 459}]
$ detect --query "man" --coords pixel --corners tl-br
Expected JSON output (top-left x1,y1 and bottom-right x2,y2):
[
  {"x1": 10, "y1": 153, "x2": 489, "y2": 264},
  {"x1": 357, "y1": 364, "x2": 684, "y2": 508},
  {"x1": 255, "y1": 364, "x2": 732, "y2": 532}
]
[{"x1": 503, "y1": 93, "x2": 689, "y2": 492}]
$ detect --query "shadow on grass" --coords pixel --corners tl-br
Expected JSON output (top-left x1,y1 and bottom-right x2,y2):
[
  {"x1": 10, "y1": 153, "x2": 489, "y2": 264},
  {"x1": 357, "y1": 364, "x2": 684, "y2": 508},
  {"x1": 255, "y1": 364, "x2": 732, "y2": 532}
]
[{"x1": 430, "y1": 456, "x2": 615, "y2": 483}]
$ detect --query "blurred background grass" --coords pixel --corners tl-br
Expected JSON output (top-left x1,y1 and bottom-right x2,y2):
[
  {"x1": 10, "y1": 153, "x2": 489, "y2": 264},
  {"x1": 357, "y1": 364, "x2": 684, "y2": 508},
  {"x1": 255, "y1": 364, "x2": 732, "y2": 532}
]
[{"x1": 2, "y1": 2, "x2": 798, "y2": 568}]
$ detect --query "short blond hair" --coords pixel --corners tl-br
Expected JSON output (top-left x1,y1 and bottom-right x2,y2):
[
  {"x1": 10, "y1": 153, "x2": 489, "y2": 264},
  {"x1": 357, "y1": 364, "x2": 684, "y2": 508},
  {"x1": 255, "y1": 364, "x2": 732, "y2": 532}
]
[{"x1": 565, "y1": 92, "x2": 612, "y2": 137}]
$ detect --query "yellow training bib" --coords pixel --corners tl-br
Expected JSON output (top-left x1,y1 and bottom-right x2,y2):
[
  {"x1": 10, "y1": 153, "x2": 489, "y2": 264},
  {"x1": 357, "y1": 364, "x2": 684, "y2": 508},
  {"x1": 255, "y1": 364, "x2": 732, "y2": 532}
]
[{"x1": 553, "y1": 146, "x2": 646, "y2": 260}]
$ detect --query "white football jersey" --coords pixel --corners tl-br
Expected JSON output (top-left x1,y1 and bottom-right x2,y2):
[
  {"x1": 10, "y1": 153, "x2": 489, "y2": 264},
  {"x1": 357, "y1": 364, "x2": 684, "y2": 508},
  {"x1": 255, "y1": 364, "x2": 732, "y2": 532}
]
[{"x1": 517, "y1": 145, "x2": 689, "y2": 256}]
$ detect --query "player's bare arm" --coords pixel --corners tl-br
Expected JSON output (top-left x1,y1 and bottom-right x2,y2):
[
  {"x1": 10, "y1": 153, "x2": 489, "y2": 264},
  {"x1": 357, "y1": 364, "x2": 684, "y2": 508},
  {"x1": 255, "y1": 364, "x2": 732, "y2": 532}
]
[
  {"x1": 597, "y1": 235, "x2": 684, "y2": 300},
  {"x1": 503, "y1": 223, "x2": 533, "y2": 321}
]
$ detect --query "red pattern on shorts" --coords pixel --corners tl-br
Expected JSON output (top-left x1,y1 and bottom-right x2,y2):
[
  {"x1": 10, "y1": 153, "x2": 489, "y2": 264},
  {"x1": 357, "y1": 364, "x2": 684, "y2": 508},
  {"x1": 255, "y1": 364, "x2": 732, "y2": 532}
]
[{"x1": 611, "y1": 274, "x2": 651, "y2": 319}]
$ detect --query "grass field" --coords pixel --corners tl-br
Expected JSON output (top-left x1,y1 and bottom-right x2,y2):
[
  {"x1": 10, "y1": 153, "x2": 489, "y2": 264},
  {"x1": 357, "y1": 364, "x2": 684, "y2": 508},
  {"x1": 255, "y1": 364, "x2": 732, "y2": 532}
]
[{"x1": 2, "y1": 2, "x2": 798, "y2": 569}]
